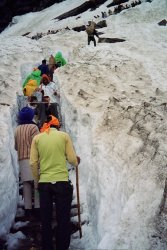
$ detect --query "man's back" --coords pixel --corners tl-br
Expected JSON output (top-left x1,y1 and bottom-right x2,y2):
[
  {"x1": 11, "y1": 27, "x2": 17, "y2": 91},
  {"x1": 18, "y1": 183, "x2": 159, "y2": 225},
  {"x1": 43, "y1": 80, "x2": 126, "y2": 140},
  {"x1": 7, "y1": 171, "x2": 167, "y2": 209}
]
[
  {"x1": 29, "y1": 115, "x2": 80, "y2": 250},
  {"x1": 15, "y1": 124, "x2": 39, "y2": 161},
  {"x1": 38, "y1": 64, "x2": 49, "y2": 75},
  {"x1": 86, "y1": 21, "x2": 96, "y2": 35},
  {"x1": 86, "y1": 25, "x2": 94, "y2": 35},
  {"x1": 30, "y1": 128, "x2": 78, "y2": 182}
]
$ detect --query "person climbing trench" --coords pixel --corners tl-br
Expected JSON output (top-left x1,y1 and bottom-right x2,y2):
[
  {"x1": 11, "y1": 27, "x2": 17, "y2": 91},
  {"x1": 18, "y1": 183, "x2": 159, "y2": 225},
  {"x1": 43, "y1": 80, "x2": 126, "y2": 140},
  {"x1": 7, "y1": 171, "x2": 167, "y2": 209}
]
[
  {"x1": 13, "y1": 51, "x2": 82, "y2": 250},
  {"x1": 14, "y1": 107, "x2": 40, "y2": 218},
  {"x1": 30, "y1": 115, "x2": 80, "y2": 250},
  {"x1": 31, "y1": 73, "x2": 61, "y2": 128},
  {"x1": 38, "y1": 59, "x2": 50, "y2": 75}
]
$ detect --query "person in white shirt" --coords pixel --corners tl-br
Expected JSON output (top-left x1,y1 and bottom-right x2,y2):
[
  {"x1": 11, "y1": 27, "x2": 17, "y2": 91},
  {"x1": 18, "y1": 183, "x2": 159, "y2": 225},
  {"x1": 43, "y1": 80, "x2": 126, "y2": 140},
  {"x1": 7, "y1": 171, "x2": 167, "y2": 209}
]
[
  {"x1": 40, "y1": 74, "x2": 60, "y2": 104},
  {"x1": 36, "y1": 74, "x2": 61, "y2": 127}
]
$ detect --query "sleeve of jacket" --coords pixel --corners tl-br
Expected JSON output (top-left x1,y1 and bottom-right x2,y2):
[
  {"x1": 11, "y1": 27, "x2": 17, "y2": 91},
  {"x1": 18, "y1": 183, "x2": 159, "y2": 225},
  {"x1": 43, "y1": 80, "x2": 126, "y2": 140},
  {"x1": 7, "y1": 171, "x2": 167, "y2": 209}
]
[
  {"x1": 30, "y1": 136, "x2": 39, "y2": 182},
  {"x1": 65, "y1": 133, "x2": 78, "y2": 167},
  {"x1": 31, "y1": 125, "x2": 40, "y2": 140}
]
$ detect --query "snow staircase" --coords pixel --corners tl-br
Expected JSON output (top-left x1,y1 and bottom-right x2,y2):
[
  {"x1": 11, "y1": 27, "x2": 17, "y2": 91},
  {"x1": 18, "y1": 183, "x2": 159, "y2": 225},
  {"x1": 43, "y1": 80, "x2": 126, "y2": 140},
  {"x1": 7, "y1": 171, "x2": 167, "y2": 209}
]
[
  {"x1": 1, "y1": 92, "x2": 85, "y2": 249},
  {"x1": 1, "y1": 178, "x2": 84, "y2": 250}
]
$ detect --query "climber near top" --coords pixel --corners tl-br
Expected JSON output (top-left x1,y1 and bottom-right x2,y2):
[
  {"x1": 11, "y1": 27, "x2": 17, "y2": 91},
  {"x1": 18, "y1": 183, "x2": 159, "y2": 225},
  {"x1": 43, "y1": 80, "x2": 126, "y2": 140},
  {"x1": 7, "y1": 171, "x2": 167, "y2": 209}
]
[{"x1": 86, "y1": 21, "x2": 99, "y2": 47}]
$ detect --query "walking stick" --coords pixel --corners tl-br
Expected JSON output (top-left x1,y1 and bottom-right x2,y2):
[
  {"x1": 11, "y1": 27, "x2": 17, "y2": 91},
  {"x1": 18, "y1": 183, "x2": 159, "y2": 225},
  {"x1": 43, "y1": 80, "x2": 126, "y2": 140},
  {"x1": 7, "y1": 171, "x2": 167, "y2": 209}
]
[{"x1": 76, "y1": 165, "x2": 82, "y2": 238}]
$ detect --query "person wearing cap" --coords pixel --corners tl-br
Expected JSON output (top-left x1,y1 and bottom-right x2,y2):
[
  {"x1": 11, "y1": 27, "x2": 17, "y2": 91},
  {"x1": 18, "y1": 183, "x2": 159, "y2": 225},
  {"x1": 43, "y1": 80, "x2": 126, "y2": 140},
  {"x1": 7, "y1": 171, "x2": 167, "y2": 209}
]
[
  {"x1": 40, "y1": 74, "x2": 60, "y2": 104},
  {"x1": 30, "y1": 115, "x2": 80, "y2": 250},
  {"x1": 14, "y1": 107, "x2": 40, "y2": 218},
  {"x1": 39, "y1": 74, "x2": 61, "y2": 125}
]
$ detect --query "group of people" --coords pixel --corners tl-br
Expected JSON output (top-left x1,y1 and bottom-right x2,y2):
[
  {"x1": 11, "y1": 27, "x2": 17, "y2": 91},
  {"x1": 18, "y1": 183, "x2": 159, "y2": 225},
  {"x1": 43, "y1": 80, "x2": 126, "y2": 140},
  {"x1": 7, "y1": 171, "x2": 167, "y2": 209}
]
[
  {"x1": 14, "y1": 52, "x2": 80, "y2": 250},
  {"x1": 22, "y1": 52, "x2": 67, "y2": 129}
]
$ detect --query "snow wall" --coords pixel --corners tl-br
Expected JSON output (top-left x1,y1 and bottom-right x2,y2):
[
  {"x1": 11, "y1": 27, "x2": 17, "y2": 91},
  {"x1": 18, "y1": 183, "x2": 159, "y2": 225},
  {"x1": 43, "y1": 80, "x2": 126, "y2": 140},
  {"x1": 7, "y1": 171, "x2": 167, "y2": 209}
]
[{"x1": 0, "y1": 105, "x2": 19, "y2": 237}]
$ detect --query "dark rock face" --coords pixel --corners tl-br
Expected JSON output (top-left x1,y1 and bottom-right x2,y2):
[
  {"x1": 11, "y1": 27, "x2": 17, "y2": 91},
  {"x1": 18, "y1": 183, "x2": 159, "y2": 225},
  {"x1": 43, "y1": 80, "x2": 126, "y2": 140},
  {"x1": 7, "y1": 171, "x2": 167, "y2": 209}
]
[
  {"x1": 107, "y1": 0, "x2": 128, "y2": 8},
  {"x1": 72, "y1": 20, "x2": 107, "y2": 33},
  {"x1": 158, "y1": 19, "x2": 167, "y2": 26},
  {"x1": 98, "y1": 37, "x2": 125, "y2": 43},
  {"x1": 54, "y1": 0, "x2": 108, "y2": 21},
  {"x1": 72, "y1": 25, "x2": 86, "y2": 32},
  {"x1": 96, "y1": 20, "x2": 107, "y2": 29},
  {"x1": 0, "y1": 0, "x2": 65, "y2": 33}
]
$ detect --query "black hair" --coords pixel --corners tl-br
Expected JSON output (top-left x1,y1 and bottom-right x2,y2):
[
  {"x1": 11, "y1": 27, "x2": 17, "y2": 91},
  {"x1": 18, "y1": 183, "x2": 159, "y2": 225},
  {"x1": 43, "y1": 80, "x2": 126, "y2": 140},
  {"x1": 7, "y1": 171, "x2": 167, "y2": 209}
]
[
  {"x1": 50, "y1": 124, "x2": 59, "y2": 129},
  {"x1": 42, "y1": 59, "x2": 46, "y2": 64},
  {"x1": 30, "y1": 96, "x2": 38, "y2": 102},
  {"x1": 46, "y1": 115, "x2": 52, "y2": 123},
  {"x1": 45, "y1": 115, "x2": 60, "y2": 129}
]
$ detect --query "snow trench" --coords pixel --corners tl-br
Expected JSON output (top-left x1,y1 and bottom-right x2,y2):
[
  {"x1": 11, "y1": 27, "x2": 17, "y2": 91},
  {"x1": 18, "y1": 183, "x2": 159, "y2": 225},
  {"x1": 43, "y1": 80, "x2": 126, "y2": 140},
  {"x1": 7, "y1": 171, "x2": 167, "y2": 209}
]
[
  {"x1": 1, "y1": 57, "x2": 167, "y2": 250},
  {"x1": 56, "y1": 48, "x2": 167, "y2": 249},
  {"x1": 60, "y1": 87, "x2": 167, "y2": 249},
  {"x1": 0, "y1": 104, "x2": 19, "y2": 237}
]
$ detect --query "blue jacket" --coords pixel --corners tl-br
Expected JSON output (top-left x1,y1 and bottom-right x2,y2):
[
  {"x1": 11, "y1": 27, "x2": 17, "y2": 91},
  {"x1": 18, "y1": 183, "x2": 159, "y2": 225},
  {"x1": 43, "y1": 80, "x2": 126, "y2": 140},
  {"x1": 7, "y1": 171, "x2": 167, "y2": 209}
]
[{"x1": 38, "y1": 64, "x2": 49, "y2": 75}]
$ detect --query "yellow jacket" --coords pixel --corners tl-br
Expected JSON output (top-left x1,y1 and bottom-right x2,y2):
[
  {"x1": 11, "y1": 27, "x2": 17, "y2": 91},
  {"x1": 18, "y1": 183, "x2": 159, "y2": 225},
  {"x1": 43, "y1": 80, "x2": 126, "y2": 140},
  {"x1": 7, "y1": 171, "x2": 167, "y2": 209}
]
[{"x1": 30, "y1": 128, "x2": 78, "y2": 183}]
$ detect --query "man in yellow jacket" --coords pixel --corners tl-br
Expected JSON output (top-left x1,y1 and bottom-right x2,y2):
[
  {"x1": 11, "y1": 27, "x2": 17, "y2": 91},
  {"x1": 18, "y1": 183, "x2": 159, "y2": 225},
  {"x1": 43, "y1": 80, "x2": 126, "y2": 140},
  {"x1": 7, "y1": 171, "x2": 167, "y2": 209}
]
[{"x1": 30, "y1": 115, "x2": 80, "y2": 250}]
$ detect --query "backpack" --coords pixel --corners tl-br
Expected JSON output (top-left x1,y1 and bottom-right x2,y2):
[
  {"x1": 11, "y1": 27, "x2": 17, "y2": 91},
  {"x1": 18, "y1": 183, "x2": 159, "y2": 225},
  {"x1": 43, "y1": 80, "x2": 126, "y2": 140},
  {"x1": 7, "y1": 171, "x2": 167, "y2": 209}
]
[
  {"x1": 23, "y1": 79, "x2": 38, "y2": 96},
  {"x1": 48, "y1": 55, "x2": 56, "y2": 70},
  {"x1": 86, "y1": 25, "x2": 94, "y2": 35},
  {"x1": 86, "y1": 21, "x2": 96, "y2": 35}
]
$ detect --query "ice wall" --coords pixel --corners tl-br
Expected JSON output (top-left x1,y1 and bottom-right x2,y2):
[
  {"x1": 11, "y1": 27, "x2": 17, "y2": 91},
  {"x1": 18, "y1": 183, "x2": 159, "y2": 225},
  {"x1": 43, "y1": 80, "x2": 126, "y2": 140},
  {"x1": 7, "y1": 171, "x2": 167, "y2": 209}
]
[
  {"x1": 0, "y1": 105, "x2": 19, "y2": 237},
  {"x1": 0, "y1": 36, "x2": 42, "y2": 238},
  {"x1": 57, "y1": 38, "x2": 167, "y2": 249}
]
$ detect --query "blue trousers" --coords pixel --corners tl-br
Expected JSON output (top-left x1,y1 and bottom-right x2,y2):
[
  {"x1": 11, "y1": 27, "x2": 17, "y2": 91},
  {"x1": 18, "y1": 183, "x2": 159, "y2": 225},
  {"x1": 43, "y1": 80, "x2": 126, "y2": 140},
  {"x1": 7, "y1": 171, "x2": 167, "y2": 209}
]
[{"x1": 38, "y1": 181, "x2": 73, "y2": 250}]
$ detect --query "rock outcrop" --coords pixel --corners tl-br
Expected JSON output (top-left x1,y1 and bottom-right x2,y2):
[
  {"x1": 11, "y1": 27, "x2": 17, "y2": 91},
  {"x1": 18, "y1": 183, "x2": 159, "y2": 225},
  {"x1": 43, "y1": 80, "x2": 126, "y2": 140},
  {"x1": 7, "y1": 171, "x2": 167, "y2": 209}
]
[
  {"x1": 158, "y1": 19, "x2": 167, "y2": 26},
  {"x1": 0, "y1": 0, "x2": 65, "y2": 33},
  {"x1": 54, "y1": 0, "x2": 108, "y2": 21}
]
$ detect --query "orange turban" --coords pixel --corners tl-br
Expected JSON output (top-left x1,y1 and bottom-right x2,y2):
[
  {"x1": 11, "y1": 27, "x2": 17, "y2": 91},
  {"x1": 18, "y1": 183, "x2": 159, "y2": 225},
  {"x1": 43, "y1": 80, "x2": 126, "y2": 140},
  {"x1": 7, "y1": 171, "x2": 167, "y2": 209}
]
[
  {"x1": 42, "y1": 74, "x2": 50, "y2": 82},
  {"x1": 40, "y1": 115, "x2": 60, "y2": 133}
]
